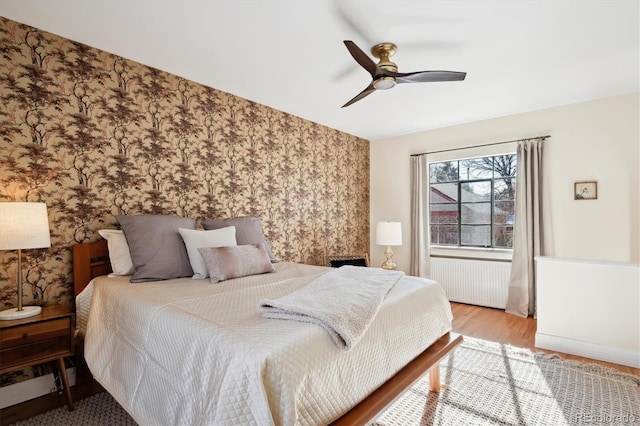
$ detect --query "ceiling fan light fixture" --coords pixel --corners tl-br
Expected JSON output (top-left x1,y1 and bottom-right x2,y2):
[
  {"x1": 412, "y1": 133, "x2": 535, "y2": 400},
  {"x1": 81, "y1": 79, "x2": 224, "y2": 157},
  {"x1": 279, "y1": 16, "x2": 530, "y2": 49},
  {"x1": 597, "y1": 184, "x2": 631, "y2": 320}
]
[{"x1": 373, "y1": 76, "x2": 396, "y2": 90}]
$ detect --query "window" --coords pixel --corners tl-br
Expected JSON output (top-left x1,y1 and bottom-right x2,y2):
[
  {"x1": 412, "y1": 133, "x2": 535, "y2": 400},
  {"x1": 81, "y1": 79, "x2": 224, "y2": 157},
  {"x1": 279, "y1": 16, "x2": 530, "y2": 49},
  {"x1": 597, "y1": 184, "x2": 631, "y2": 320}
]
[{"x1": 429, "y1": 154, "x2": 516, "y2": 249}]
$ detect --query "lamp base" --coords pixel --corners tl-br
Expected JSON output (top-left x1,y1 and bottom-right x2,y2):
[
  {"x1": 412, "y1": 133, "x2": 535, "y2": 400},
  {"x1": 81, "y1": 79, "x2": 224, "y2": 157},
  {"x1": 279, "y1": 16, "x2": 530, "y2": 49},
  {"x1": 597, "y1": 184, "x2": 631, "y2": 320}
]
[
  {"x1": 0, "y1": 305, "x2": 42, "y2": 321},
  {"x1": 381, "y1": 245, "x2": 398, "y2": 270},
  {"x1": 381, "y1": 259, "x2": 398, "y2": 270}
]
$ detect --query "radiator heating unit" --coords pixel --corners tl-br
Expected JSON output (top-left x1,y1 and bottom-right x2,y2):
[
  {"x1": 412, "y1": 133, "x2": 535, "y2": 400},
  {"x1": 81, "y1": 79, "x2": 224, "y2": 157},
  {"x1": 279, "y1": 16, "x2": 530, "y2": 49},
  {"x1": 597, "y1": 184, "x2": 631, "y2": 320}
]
[{"x1": 430, "y1": 257, "x2": 511, "y2": 309}]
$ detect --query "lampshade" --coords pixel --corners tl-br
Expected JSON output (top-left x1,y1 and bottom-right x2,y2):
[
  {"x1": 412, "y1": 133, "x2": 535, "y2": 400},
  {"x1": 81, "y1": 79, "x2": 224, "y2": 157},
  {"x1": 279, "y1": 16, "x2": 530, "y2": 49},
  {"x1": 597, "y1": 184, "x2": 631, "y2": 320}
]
[
  {"x1": 376, "y1": 221, "x2": 402, "y2": 246},
  {"x1": 0, "y1": 202, "x2": 51, "y2": 250}
]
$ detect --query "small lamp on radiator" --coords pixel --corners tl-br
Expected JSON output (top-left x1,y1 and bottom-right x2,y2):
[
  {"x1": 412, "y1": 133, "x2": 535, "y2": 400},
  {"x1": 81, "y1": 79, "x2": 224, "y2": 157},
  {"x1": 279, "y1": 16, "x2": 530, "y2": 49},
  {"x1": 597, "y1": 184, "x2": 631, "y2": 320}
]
[
  {"x1": 376, "y1": 221, "x2": 402, "y2": 270},
  {"x1": 0, "y1": 202, "x2": 51, "y2": 320}
]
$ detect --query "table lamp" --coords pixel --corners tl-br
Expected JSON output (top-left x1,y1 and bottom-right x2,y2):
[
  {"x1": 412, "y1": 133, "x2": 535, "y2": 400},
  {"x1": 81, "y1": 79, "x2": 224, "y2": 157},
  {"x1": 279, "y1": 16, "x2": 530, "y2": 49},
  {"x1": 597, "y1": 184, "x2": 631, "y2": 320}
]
[
  {"x1": 0, "y1": 202, "x2": 51, "y2": 320},
  {"x1": 376, "y1": 221, "x2": 402, "y2": 270}
]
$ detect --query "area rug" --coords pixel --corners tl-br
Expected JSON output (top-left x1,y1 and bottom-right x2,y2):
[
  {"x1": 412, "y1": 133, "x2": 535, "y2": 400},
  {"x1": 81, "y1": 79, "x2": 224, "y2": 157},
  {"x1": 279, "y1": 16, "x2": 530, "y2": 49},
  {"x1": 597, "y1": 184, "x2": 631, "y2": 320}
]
[
  {"x1": 14, "y1": 337, "x2": 639, "y2": 425},
  {"x1": 13, "y1": 392, "x2": 136, "y2": 426},
  {"x1": 371, "y1": 337, "x2": 639, "y2": 425}
]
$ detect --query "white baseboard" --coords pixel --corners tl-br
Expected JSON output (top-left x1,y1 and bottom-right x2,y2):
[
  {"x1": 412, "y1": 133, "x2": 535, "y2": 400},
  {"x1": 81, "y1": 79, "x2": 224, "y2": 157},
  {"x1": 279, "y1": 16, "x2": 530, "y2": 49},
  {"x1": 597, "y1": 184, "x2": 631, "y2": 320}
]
[
  {"x1": 0, "y1": 367, "x2": 76, "y2": 409},
  {"x1": 535, "y1": 333, "x2": 640, "y2": 369}
]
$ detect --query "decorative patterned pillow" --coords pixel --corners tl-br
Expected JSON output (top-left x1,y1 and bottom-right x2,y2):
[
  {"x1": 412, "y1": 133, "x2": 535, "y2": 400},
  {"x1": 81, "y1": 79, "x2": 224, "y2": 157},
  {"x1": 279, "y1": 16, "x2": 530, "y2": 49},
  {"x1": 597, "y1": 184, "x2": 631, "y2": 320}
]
[
  {"x1": 116, "y1": 215, "x2": 195, "y2": 282},
  {"x1": 198, "y1": 244, "x2": 275, "y2": 284},
  {"x1": 201, "y1": 216, "x2": 277, "y2": 263},
  {"x1": 97, "y1": 229, "x2": 135, "y2": 276},
  {"x1": 178, "y1": 226, "x2": 237, "y2": 279}
]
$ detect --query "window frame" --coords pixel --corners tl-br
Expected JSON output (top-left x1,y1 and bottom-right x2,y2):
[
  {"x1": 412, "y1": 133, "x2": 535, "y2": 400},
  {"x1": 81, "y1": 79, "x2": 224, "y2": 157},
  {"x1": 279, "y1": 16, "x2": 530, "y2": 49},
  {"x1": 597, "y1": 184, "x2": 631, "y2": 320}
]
[{"x1": 428, "y1": 153, "x2": 517, "y2": 250}]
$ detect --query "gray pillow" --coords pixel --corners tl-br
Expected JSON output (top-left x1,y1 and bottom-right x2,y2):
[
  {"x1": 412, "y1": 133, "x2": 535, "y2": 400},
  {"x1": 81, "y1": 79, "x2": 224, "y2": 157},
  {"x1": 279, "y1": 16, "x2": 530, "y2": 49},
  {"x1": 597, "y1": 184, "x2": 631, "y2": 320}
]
[
  {"x1": 116, "y1": 215, "x2": 195, "y2": 282},
  {"x1": 201, "y1": 216, "x2": 277, "y2": 262},
  {"x1": 198, "y1": 244, "x2": 275, "y2": 284}
]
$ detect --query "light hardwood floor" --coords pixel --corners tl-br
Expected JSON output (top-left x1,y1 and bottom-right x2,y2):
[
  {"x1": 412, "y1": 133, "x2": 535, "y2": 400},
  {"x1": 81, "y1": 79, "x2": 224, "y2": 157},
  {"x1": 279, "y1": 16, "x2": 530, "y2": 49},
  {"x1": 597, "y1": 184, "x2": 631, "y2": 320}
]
[{"x1": 450, "y1": 302, "x2": 640, "y2": 376}]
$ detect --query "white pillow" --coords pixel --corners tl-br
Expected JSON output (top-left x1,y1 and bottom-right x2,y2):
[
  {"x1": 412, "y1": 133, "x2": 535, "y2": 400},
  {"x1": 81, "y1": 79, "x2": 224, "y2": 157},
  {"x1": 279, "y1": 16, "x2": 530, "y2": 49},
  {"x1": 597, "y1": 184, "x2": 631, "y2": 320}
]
[
  {"x1": 178, "y1": 226, "x2": 237, "y2": 279},
  {"x1": 98, "y1": 229, "x2": 135, "y2": 276}
]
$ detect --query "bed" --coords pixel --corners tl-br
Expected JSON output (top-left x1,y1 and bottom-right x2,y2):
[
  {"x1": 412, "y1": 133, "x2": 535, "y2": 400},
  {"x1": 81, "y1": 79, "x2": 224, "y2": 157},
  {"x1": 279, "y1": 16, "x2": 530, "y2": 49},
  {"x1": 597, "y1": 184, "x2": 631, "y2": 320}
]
[{"x1": 73, "y1": 239, "x2": 461, "y2": 425}]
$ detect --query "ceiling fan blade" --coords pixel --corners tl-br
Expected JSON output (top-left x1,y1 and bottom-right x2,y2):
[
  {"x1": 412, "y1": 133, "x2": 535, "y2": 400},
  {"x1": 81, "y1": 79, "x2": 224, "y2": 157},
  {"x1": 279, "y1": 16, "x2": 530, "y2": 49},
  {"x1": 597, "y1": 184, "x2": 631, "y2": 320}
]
[
  {"x1": 343, "y1": 40, "x2": 379, "y2": 78},
  {"x1": 342, "y1": 83, "x2": 376, "y2": 108},
  {"x1": 387, "y1": 70, "x2": 467, "y2": 84},
  {"x1": 335, "y1": 7, "x2": 375, "y2": 45}
]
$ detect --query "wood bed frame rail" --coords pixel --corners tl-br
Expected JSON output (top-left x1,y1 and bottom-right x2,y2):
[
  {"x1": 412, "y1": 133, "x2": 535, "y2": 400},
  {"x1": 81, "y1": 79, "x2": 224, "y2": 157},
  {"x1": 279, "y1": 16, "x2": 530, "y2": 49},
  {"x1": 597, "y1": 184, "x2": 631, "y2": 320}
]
[
  {"x1": 331, "y1": 332, "x2": 462, "y2": 425},
  {"x1": 71, "y1": 240, "x2": 462, "y2": 425}
]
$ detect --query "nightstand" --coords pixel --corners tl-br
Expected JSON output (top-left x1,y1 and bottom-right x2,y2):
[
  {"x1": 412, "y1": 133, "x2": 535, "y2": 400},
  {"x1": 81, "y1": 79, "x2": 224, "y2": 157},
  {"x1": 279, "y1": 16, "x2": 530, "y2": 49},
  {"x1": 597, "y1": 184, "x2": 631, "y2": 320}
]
[{"x1": 0, "y1": 305, "x2": 75, "y2": 410}]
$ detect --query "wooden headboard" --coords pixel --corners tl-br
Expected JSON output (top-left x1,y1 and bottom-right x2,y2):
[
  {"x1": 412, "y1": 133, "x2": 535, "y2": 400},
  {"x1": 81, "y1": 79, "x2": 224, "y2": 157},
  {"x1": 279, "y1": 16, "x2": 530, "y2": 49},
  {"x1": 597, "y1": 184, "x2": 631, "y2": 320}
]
[{"x1": 72, "y1": 240, "x2": 111, "y2": 296}]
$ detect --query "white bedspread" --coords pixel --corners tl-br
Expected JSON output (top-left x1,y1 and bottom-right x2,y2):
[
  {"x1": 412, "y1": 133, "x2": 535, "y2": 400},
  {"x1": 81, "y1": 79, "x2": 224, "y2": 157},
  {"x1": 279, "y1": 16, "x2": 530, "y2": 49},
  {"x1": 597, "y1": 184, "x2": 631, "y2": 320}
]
[{"x1": 82, "y1": 262, "x2": 453, "y2": 426}]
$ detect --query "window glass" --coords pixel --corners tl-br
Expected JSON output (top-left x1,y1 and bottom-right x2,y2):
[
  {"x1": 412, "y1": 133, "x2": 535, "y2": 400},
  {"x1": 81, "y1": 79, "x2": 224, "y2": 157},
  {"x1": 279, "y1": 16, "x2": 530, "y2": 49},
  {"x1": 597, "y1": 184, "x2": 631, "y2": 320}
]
[
  {"x1": 430, "y1": 224, "x2": 458, "y2": 245},
  {"x1": 430, "y1": 208, "x2": 458, "y2": 224},
  {"x1": 429, "y1": 161, "x2": 458, "y2": 183},
  {"x1": 430, "y1": 183, "x2": 458, "y2": 203},
  {"x1": 493, "y1": 226, "x2": 513, "y2": 248},
  {"x1": 461, "y1": 203, "x2": 491, "y2": 224},
  {"x1": 494, "y1": 178, "x2": 516, "y2": 201},
  {"x1": 461, "y1": 225, "x2": 491, "y2": 246},
  {"x1": 493, "y1": 155, "x2": 517, "y2": 177},
  {"x1": 493, "y1": 201, "x2": 515, "y2": 225},
  {"x1": 461, "y1": 181, "x2": 491, "y2": 202},
  {"x1": 459, "y1": 158, "x2": 494, "y2": 180}
]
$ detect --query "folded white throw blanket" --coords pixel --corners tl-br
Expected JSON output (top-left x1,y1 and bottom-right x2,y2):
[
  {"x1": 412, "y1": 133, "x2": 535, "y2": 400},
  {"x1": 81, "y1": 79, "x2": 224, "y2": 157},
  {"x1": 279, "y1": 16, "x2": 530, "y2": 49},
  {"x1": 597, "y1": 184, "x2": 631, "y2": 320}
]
[{"x1": 259, "y1": 266, "x2": 404, "y2": 350}]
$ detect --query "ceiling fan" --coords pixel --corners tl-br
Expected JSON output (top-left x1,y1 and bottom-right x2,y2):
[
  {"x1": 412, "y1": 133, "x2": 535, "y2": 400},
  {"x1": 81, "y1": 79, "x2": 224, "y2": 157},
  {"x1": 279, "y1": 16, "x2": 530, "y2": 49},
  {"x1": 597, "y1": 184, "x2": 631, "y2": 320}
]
[{"x1": 341, "y1": 40, "x2": 466, "y2": 107}]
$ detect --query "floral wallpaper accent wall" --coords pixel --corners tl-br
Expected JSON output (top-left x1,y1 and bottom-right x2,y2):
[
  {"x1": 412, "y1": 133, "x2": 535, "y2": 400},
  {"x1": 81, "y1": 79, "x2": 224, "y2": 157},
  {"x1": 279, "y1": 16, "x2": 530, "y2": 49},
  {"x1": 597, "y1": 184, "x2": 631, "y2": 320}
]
[{"x1": 0, "y1": 17, "x2": 369, "y2": 384}]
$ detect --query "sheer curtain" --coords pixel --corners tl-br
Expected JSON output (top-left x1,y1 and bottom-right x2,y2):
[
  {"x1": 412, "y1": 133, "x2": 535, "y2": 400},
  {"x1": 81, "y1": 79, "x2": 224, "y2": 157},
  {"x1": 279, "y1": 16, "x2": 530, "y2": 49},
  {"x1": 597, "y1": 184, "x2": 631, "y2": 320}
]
[
  {"x1": 410, "y1": 155, "x2": 430, "y2": 277},
  {"x1": 506, "y1": 138, "x2": 548, "y2": 317}
]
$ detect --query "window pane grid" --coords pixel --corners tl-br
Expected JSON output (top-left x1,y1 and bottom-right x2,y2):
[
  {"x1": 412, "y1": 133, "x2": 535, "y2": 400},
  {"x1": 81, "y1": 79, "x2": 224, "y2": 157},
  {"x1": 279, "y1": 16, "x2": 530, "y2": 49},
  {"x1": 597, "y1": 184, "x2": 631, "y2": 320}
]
[{"x1": 429, "y1": 154, "x2": 516, "y2": 249}]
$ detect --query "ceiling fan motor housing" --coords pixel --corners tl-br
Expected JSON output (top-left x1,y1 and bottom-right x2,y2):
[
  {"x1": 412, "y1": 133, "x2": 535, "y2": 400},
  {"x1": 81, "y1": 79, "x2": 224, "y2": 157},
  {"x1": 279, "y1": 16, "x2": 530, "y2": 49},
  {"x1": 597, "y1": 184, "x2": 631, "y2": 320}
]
[{"x1": 371, "y1": 43, "x2": 398, "y2": 89}]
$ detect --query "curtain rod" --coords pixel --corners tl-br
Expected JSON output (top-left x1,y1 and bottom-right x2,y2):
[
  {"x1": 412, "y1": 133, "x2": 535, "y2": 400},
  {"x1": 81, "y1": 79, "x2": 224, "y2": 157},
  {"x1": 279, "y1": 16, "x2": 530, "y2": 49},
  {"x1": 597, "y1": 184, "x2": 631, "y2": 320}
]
[{"x1": 409, "y1": 135, "x2": 550, "y2": 157}]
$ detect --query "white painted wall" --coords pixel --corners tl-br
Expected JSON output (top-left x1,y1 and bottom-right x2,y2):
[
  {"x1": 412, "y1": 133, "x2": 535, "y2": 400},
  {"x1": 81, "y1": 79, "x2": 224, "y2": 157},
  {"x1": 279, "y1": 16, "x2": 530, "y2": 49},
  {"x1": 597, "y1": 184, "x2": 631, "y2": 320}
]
[
  {"x1": 370, "y1": 93, "x2": 640, "y2": 271},
  {"x1": 535, "y1": 257, "x2": 639, "y2": 367}
]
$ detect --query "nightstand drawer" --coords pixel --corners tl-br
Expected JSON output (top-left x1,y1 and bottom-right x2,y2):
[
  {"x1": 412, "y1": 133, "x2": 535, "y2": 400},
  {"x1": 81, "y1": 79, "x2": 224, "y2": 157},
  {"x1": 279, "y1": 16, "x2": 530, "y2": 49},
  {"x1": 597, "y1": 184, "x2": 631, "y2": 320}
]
[
  {"x1": 0, "y1": 317, "x2": 71, "y2": 348},
  {"x1": 0, "y1": 305, "x2": 76, "y2": 409},
  {"x1": 1, "y1": 335, "x2": 72, "y2": 368}
]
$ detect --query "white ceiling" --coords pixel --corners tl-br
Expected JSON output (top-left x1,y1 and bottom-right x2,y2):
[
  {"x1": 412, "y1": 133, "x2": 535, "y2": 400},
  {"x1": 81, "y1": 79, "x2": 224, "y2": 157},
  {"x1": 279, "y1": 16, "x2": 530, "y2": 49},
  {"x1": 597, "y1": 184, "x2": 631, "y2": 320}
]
[{"x1": 1, "y1": 0, "x2": 638, "y2": 141}]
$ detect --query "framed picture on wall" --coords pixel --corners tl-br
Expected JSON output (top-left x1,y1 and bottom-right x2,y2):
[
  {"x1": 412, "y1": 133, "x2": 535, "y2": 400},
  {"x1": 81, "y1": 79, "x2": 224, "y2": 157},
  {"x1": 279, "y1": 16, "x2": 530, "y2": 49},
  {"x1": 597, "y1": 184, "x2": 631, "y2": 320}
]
[{"x1": 574, "y1": 181, "x2": 597, "y2": 200}]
